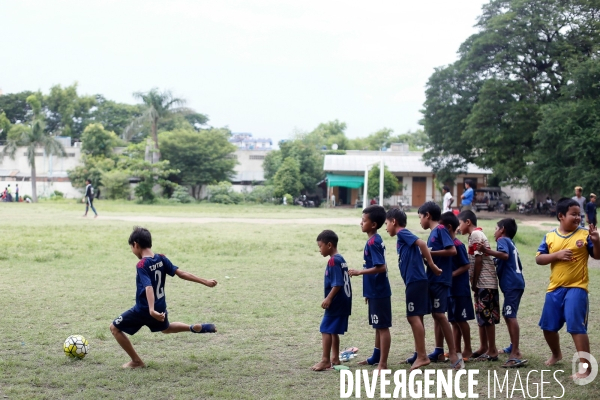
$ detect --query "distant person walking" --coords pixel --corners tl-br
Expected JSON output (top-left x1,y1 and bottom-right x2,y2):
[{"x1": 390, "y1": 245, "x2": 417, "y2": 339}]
[
  {"x1": 572, "y1": 186, "x2": 586, "y2": 228},
  {"x1": 6, "y1": 184, "x2": 13, "y2": 202},
  {"x1": 460, "y1": 181, "x2": 474, "y2": 211},
  {"x1": 442, "y1": 186, "x2": 454, "y2": 213},
  {"x1": 15, "y1": 184, "x2": 19, "y2": 202},
  {"x1": 331, "y1": 194, "x2": 336, "y2": 207},
  {"x1": 586, "y1": 194, "x2": 597, "y2": 229},
  {"x1": 83, "y1": 179, "x2": 98, "y2": 218}
]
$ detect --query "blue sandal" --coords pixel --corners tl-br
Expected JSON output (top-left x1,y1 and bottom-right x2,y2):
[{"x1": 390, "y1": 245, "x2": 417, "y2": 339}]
[{"x1": 190, "y1": 323, "x2": 217, "y2": 333}]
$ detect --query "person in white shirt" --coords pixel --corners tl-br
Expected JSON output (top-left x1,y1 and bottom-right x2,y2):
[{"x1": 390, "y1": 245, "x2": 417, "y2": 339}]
[{"x1": 442, "y1": 186, "x2": 454, "y2": 213}]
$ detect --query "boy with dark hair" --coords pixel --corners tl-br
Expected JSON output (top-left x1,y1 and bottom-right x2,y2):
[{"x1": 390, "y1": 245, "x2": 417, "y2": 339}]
[
  {"x1": 349, "y1": 205, "x2": 392, "y2": 371},
  {"x1": 385, "y1": 207, "x2": 442, "y2": 370},
  {"x1": 457, "y1": 210, "x2": 500, "y2": 361},
  {"x1": 442, "y1": 186, "x2": 454, "y2": 213},
  {"x1": 586, "y1": 194, "x2": 597, "y2": 229},
  {"x1": 83, "y1": 179, "x2": 98, "y2": 218},
  {"x1": 572, "y1": 187, "x2": 586, "y2": 228},
  {"x1": 440, "y1": 211, "x2": 474, "y2": 360},
  {"x1": 417, "y1": 201, "x2": 463, "y2": 369},
  {"x1": 536, "y1": 198, "x2": 600, "y2": 381},
  {"x1": 312, "y1": 230, "x2": 352, "y2": 371},
  {"x1": 110, "y1": 227, "x2": 218, "y2": 369},
  {"x1": 478, "y1": 218, "x2": 527, "y2": 368}
]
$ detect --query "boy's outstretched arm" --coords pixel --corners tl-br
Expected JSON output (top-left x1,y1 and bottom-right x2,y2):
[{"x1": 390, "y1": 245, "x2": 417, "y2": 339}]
[
  {"x1": 416, "y1": 239, "x2": 442, "y2": 276},
  {"x1": 145, "y1": 286, "x2": 165, "y2": 322},
  {"x1": 175, "y1": 269, "x2": 218, "y2": 287},
  {"x1": 477, "y1": 244, "x2": 509, "y2": 260},
  {"x1": 431, "y1": 246, "x2": 457, "y2": 257},
  {"x1": 349, "y1": 264, "x2": 387, "y2": 276}
]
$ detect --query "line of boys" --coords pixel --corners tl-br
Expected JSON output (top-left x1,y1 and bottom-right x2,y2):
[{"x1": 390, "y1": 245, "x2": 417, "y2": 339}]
[{"x1": 314, "y1": 199, "x2": 598, "y2": 374}]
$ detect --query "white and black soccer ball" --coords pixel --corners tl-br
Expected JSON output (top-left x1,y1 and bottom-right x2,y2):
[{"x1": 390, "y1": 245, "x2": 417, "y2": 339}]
[{"x1": 63, "y1": 335, "x2": 89, "y2": 359}]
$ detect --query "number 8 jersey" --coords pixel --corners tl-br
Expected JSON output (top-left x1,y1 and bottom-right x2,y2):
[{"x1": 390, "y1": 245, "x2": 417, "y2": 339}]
[
  {"x1": 134, "y1": 254, "x2": 179, "y2": 313},
  {"x1": 324, "y1": 254, "x2": 352, "y2": 317}
]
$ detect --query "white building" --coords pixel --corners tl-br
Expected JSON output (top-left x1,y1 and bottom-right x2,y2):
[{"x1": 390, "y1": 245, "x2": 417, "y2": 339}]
[
  {"x1": 323, "y1": 145, "x2": 491, "y2": 207},
  {"x1": 229, "y1": 149, "x2": 271, "y2": 193},
  {"x1": 0, "y1": 139, "x2": 83, "y2": 199}
]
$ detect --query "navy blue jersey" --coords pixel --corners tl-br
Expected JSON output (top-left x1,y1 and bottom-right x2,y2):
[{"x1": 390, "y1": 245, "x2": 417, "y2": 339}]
[
  {"x1": 134, "y1": 254, "x2": 178, "y2": 313},
  {"x1": 324, "y1": 254, "x2": 352, "y2": 317},
  {"x1": 495, "y1": 237, "x2": 525, "y2": 292},
  {"x1": 396, "y1": 228, "x2": 428, "y2": 285},
  {"x1": 451, "y1": 239, "x2": 471, "y2": 296},
  {"x1": 426, "y1": 225, "x2": 455, "y2": 286},
  {"x1": 362, "y1": 234, "x2": 392, "y2": 299}
]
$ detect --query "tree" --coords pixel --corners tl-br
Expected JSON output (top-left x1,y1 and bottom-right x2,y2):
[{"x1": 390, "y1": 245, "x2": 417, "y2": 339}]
[
  {"x1": 273, "y1": 157, "x2": 303, "y2": 198},
  {"x1": 67, "y1": 155, "x2": 116, "y2": 189},
  {"x1": 0, "y1": 91, "x2": 34, "y2": 124},
  {"x1": 279, "y1": 139, "x2": 324, "y2": 193},
  {"x1": 367, "y1": 165, "x2": 400, "y2": 199},
  {"x1": 0, "y1": 112, "x2": 11, "y2": 141},
  {"x1": 3, "y1": 118, "x2": 66, "y2": 202},
  {"x1": 89, "y1": 96, "x2": 144, "y2": 137},
  {"x1": 45, "y1": 83, "x2": 96, "y2": 138},
  {"x1": 81, "y1": 123, "x2": 120, "y2": 158},
  {"x1": 123, "y1": 88, "x2": 187, "y2": 162},
  {"x1": 306, "y1": 120, "x2": 349, "y2": 150},
  {"x1": 159, "y1": 128, "x2": 237, "y2": 198},
  {"x1": 263, "y1": 150, "x2": 282, "y2": 181}
]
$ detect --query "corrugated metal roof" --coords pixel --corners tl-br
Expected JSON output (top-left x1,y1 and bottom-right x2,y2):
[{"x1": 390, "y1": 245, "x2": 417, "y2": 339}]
[
  {"x1": 232, "y1": 171, "x2": 265, "y2": 182},
  {"x1": 323, "y1": 153, "x2": 490, "y2": 175}
]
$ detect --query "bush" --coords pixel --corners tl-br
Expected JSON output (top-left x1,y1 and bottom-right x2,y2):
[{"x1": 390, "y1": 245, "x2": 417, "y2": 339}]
[
  {"x1": 207, "y1": 181, "x2": 242, "y2": 204},
  {"x1": 52, "y1": 190, "x2": 64, "y2": 198},
  {"x1": 170, "y1": 185, "x2": 194, "y2": 204},
  {"x1": 284, "y1": 193, "x2": 293, "y2": 205},
  {"x1": 245, "y1": 185, "x2": 275, "y2": 203},
  {"x1": 102, "y1": 170, "x2": 131, "y2": 200},
  {"x1": 509, "y1": 202, "x2": 517, "y2": 212}
]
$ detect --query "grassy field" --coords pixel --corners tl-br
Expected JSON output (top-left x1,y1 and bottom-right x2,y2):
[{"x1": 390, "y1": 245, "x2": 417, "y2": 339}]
[{"x1": 0, "y1": 201, "x2": 599, "y2": 399}]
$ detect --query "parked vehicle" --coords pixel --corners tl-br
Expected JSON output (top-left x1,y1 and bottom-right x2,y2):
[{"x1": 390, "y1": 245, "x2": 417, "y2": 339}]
[{"x1": 473, "y1": 187, "x2": 511, "y2": 212}]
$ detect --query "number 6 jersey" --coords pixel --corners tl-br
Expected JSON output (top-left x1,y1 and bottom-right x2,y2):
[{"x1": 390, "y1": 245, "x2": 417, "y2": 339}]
[
  {"x1": 134, "y1": 254, "x2": 179, "y2": 313},
  {"x1": 324, "y1": 254, "x2": 352, "y2": 317}
]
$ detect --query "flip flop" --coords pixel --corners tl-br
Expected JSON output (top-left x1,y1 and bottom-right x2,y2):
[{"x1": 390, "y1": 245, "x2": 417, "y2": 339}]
[
  {"x1": 190, "y1": 323, "x2": 217, "y2": 333},
  {"x1": 474, "y1": 354, "x2": 499, "y2": 362},
  {"x1": 501, "y1": 358, "x2": 528, "y2": 368},
  {"x1": 469, "y1": 352, "x2": 483, "y2": 360},
  {"x1": 333, "y1": 365, "x2": 350, "y2": 371},
  {"x1": 340, "y1": 353, "x2": 357, "y2": 362},
  {"x1": 450, "y1": 358, "x2": 465, "y2": 370}
]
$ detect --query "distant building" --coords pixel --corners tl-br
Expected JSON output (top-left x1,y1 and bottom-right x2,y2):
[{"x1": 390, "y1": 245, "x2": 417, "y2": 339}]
[
  {"x1": 229, "y1": 149, "x2": 271, "y2": 192},
  {"x1": 323, "y1": 144, "x2": 491, "y2": 207},
  {"x1": 229, "y1": 133, "x2": 273, "y2": 150}
]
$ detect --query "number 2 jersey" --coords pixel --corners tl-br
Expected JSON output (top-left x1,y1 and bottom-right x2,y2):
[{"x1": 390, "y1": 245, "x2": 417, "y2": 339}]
[
  {"x1": 324, "y1": 254, "x2": 352, "y2": 317},
  {"x1": 134, "y1": 254, "x2": 179, "y2": 313},
  {"x1": 495, "y1": 237, "x2": 525, "y2": 292}
]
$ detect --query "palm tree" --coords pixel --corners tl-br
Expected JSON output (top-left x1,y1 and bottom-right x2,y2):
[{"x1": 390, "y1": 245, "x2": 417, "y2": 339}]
[
  {"x1": 2, "y1": 119, "x2": 67, "y2": 202},
  {"x1": 123, "y1": 88, "x2": 186, "y2": 162}
]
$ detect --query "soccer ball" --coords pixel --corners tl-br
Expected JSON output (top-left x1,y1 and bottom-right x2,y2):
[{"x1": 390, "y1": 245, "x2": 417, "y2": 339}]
[{"x1": 63, "y1": 335, "x2": 89, "y2": 359}]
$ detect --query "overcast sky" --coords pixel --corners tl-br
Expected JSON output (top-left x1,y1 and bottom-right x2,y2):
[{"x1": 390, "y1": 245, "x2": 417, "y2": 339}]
[{"x1": 1, "y1": 0, "x2": 486, "y2": 142}]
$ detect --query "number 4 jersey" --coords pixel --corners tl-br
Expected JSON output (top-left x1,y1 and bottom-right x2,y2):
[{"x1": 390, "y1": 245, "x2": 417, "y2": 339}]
[
  {"x1": 324, "y1": 254, "x2": 352, "y2": 317},
  {"x1": 495, "y1": 237, "x2": 525, "y2": 292},
  {"x1": 134, "y1": 254, "x2": 179, "y2": 313}
]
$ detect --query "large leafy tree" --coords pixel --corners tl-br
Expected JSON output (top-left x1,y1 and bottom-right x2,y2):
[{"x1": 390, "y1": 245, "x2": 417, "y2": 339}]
[
  {"x1": 2, "y1": 95, "x2": 67, "y2": 202},
  {"x1": 81, "y1": 123, "x2": 120, "y2": 158},
  {"x1": 367, "y1": 165, "x2": 400, "y2": 199},
  {"x1": 421, "y1": 0, "x2": 600, "y2": 186},
  {"x1": 273, "y1": 157, "x2": 303, "y2": 198},
  {"x1": 45, "y1": 83, "x2": 96, "y2": 138},
  {"x1": 0, "y1": 91, "x2": 34, "y2": 124},
  {"x1": 89, "y1": 95, "x2": 144, "y2": 137},
  {"x1": 159, "y1": 128, "x2": 237, "y2": 198}
]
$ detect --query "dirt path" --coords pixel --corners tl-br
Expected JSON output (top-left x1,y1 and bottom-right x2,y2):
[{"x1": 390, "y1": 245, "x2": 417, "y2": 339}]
[{"x1": 100, "y1": 215, "x2": 361, "y2": 225}]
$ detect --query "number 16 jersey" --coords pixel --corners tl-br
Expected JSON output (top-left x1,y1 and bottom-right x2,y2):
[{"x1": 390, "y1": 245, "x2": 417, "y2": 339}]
[{"x1": 134, "y1": 254, "x2": 179, "y2": 313}]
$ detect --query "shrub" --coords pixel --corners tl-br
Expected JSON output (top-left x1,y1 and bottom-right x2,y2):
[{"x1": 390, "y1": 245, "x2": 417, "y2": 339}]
[
  {"x1": 245, "y1": 185, "x2": 275, "y2": 203},
  {"x1": 207, "y1": 181, "x2": 242, "y2": 204},
  {"x1": 102, "y1": 170, "x2": 131, "y2": 200},
  {"x1": 284, "y1": 193, "x2": 293, "y2": 205},
  {"x1": 170, "y1": 185, "x2": 194, "y2": 204}
]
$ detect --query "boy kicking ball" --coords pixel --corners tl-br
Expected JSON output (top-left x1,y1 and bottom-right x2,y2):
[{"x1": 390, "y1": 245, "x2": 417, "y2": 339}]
[{"x1": 110, "y1": 226, "x2": 218, "y2": 369}]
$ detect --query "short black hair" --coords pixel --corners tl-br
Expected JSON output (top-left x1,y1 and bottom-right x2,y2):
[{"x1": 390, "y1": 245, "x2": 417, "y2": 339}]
[
  {"x1": 362, "y1": 205, "x2": 387, "y2": 229},
  {"x1": 556, "y1": 197, "x2": 580, "y2": 221},
  {"x1": 497, "y1": 218, "x2": 517, "y2": 239},
  {"x1": 443, "y1": 185, "x2": 450, "y2": 193},
  {"x1": 457, "y1": 210, "x2": 477, "y2": 226},
  {"x1": 440, "y1": 211, "x2": 459, "y2": 232},
  {"x1": 86, "y1": 179, "x2": 91, "y2": 184},
  {"x1": 317, "y1": 230, "x2": 338, "y2": 247},
  {"x1": 386, "y1": 207, "x2": 407, "y2": 227},
  {"x1": 129, "y1": 226, "x2": 152, "y2": 248},
  {"x1": 418, "y1": 201, "x2": 441, "y2": 221}
]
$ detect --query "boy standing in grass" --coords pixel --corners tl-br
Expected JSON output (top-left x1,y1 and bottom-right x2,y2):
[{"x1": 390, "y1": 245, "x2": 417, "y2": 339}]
[
  {"x1": 312, "y1": 230, "x2": 352, "y2": 371},
  {"x1": 536, "y1": 198, "x2": 600, "y2": 381},
  {"x1": 110, "y1": 226, "x2": 218, "y2": 369},
  {"x1": 457, "y1": 210, "x2": 500, "y2": 361},
  {"x1": 586, "y1": 193, "x2": 597, "y2": 229},
  {"x1": 384, "y1": 207, "x2": 441, "y2": 370},
  {"x1": 417, "y1": 202, "x2": 463, "y2": 370},
  {"x1": 349, "y1": 205, "x2": 391, "y2": 371},
  {"x1": 440, "y1": 211, "x2": 474, "y2": 361},
  {"x1": 478, "y1": 218, "x2": 526, "y2": 368}
]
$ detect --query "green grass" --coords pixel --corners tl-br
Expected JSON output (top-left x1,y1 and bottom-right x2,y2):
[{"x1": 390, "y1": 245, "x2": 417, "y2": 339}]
[{"x1": 0, "y1": 202, "x2": 599, "y2": 399}]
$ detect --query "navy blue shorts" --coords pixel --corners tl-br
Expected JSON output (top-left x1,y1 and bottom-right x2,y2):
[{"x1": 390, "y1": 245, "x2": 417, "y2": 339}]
[
  {"x1": 405, "y1": 280, "x2": 430, "y2": 317},
  {"x1": 428, "y1": 283, "x2": 450, "y2": 313},
  {"x1": 448, "y1": 295, "x2": 475, "y2": 322},
  {"x1": 320, "y1": 315, "x2": 349, "y2": 334},
  {"x1": 539, "y1": 287, "x2": 588, "y2": 334},
  {"x1": 368, "y1": 296, "x2": 392, "y2": 329},
  {"x1": 112, "y1": 307, "x2": 170, "y2": 335},
  {"x1": 502, "y1": 289, "x2": 524, "y2": 318}
]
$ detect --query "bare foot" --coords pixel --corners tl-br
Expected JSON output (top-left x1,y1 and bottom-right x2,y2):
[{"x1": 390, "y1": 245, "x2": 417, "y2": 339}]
[
  {"x1": 311, "y1": 360, "x2": 332, "y2": 371},
  {"x1": 331, "y1": 358, "x2": 341, "y2": 366},
  {"x1": 122, "y1": 360, "x2": 146, "y2": 369},
  {"x1": 462, "y1": 350, "x2": 473, "y2": 359},
  {"x1": 410, "y1": 356, "x2": 430, "y2": 371},
  {"x1": 376, "y1": 363, "x2": 388, "y2": 371},
  {"x1": 571, "y1": 371, "x2": 591, "y2": 380},
  {"x1": 357, "y1": 359, "x2": 375, "y2": 366},
  {"x1": 545, "y1": 353, "x2": 562, "y2": 366}
]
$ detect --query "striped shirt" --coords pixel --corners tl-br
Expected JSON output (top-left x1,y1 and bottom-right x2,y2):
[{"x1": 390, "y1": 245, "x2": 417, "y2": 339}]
[{"x1": 467, "y1": 229, "x2": 498, "y2": 289}]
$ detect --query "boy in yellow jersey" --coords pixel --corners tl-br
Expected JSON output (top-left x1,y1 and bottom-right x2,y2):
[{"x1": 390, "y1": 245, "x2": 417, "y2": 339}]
[{"x1": 536, "y1": 198, "x2": 600, "y2": 381}]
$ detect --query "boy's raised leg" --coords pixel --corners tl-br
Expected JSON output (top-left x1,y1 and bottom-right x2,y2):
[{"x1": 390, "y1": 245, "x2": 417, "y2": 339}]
[
  {"x1": 571, "y1": 333, "x2": 591, "y2": 379},
  {"x1": 162, "y1": 322, "x2": 217, "y2": 334},
  {"x1": 110, "y1": 323, "x2": 145, "y2": 369},
  {"x1": 312, "y1": 333, "x2": 333, "y2": 371},
  {"x1": 543, "y1": 330, "x2": 562, "y2": 366},
  {"x1": 408, "y1": 316, "x2": 430, "y2": 371},
  {"x1": 376, "y1": 328, "x2": 391, "y2": 371}
]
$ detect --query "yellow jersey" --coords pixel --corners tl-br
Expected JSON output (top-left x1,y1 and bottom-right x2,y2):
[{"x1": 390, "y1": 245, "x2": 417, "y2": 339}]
[{"x1": 536, "y1": 227, "x2": 593, "y2": 292}]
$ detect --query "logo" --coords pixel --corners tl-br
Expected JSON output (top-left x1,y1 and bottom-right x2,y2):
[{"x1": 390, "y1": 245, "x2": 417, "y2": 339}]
[
  {"x1": 576, "y1": 240, "x2": 584, "y2": 248},
  {"x1": 571, "y1": 351, "x2": 598, "y2": 385},
  {"x1": 115, "y1": 316, "x2": 123, "y2": 325}
]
